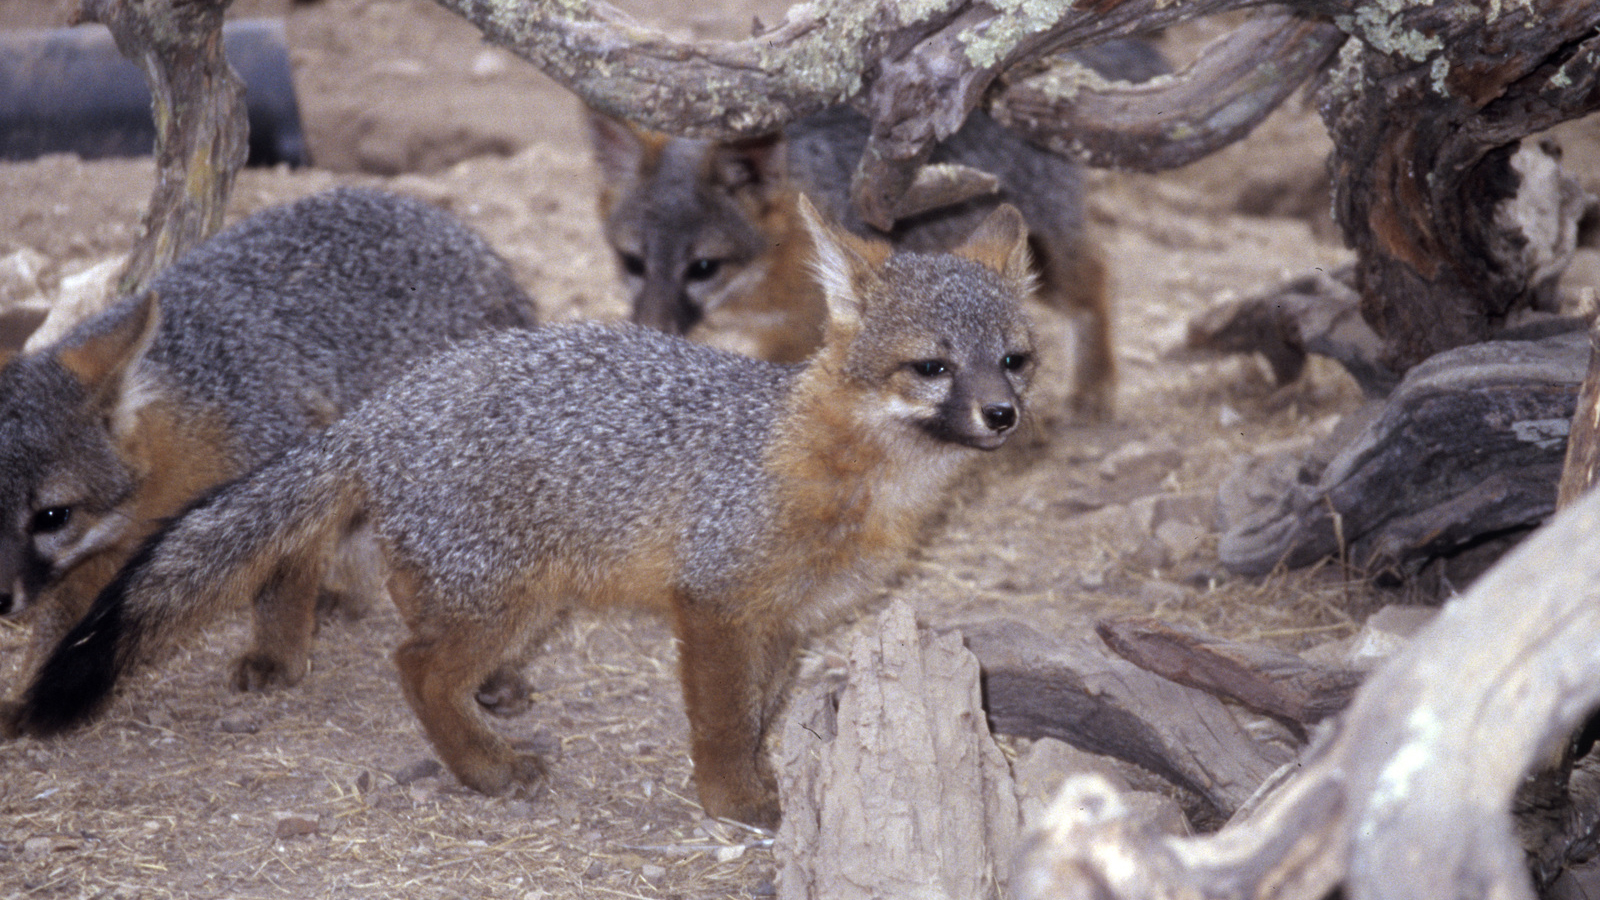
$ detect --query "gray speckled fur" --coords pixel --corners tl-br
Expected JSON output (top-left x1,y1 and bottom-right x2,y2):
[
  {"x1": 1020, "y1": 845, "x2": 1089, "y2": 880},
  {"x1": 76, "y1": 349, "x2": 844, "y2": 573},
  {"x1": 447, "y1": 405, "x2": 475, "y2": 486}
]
[
  {"x1": 343, "y1": 324, "x2": 797, "y2": 600},
  {"x1": 104, "y1": 186, "x2": 536, "y2": 456},
  {"x1": 19, "y1": 209, "x2": 1037, "y2": 821},
  {"x1": 0, "y1": 186, "x2": 536, "y2": 622}
]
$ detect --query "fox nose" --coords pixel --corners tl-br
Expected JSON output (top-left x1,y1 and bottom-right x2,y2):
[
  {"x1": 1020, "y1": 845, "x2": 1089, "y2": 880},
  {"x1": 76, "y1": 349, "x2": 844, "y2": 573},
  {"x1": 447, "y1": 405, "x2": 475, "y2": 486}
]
[
  {"x1": 982, "y1": 402, "x2": 1017, "y2": 432},
  {"x1": 0, "y1": 590, "x2": 11, "y2": 616}
]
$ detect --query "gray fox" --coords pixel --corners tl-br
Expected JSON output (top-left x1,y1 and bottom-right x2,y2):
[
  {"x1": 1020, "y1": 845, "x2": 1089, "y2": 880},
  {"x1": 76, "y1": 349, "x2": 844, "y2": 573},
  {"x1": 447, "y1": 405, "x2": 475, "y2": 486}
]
[
  {"x1": 589, "y1": 104, "x2": 1113, "y2": 418},
  {"x1": 11, "y1": 197, "x2": 1037, "y2": 829},
  {"x1": 0, "y1": 187, "x2": 538, "y2": 683}
]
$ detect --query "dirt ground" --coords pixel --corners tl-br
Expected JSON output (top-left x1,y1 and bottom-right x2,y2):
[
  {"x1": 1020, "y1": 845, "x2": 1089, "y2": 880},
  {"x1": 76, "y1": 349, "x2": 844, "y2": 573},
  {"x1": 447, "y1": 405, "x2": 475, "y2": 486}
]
[{"x1": 3, "y1": 2, "x2": 1599, "y2": 898}]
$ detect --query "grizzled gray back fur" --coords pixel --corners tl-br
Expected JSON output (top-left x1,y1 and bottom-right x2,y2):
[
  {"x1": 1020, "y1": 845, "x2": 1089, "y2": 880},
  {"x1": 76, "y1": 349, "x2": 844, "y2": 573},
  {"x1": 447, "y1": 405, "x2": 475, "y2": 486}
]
[
  {"x1": 340, "y1": 324, "x2": 796, "y2": 598},
  {"x1": 119, "y1": 187, "x2": 536, "y2": 456}
]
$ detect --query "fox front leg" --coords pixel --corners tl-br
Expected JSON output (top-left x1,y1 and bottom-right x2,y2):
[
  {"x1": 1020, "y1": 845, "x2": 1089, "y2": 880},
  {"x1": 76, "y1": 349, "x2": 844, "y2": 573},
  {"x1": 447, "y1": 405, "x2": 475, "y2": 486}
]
[{"x1": 672, "y1": 599, "x2": 800, "y2": 829}]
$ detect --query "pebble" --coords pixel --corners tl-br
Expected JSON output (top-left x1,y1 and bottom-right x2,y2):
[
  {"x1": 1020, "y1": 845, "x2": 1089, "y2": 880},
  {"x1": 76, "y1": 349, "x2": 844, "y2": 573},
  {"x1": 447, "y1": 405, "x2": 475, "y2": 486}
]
[{"x1": 273, "y1": 815, "x2": 320, "y2": 840}]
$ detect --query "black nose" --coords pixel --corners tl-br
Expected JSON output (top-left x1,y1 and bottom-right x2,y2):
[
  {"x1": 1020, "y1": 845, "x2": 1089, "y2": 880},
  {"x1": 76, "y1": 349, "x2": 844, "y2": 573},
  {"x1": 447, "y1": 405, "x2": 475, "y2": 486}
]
[
  {"x1": 982, "y1": 403, "x2": 1016, "y2": 432},
  {"x1": 0, "y1": 591, "x2": 13, "y2": 616}
]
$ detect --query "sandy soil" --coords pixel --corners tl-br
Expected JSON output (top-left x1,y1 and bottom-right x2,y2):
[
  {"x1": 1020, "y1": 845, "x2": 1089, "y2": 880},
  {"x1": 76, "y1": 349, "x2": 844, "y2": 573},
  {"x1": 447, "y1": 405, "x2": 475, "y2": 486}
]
[{"x1": 2, "y1": 2, "x2": 1598, "y2": 898}]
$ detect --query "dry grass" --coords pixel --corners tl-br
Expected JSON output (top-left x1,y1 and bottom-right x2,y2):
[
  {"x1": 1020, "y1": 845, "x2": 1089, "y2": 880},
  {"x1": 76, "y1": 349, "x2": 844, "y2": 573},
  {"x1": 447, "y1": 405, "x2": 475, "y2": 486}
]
[{"x1": 0, "y1": 6, "x2": 1402, "y2": 896}]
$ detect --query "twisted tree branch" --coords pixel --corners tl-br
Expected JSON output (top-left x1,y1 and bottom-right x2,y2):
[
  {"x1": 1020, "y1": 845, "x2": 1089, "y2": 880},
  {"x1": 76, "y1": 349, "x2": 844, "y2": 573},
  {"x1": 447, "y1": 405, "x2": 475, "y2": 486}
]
[{"x1": 71, "y1": 0, "x2": 246, "y2": 297}]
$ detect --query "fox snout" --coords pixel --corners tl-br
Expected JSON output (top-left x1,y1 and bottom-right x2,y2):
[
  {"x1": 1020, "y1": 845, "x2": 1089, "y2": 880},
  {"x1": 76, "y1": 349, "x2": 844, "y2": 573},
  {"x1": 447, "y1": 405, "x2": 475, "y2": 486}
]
[
  {"x1": 631, "y1": 277, "x2": 703, "y2": 336},
  {"x1": 918, "y1": 358, "x2": 1031, "y2": 451},
  {"x1": 944, "y1": 394, "x2": 1022, "y2": 451}
]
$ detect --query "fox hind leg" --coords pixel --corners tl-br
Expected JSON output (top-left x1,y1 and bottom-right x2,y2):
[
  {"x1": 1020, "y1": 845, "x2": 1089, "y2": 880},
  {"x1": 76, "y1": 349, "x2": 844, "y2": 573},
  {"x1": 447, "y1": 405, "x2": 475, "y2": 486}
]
[
  {"x1": 393, "y1": 624, "x2": 550, "y2": 797},
  {"x1": 233, "y1": 557, "x2": 325, "y2": 692}
]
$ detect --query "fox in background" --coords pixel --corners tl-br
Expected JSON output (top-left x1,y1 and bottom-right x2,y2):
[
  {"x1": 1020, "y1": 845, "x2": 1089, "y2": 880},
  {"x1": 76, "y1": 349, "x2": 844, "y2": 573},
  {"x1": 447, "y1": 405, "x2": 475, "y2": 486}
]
[
  {"x1": 9, "y1": 197, "x2": 1038, "y2": 829},
  {"x1": 588, "y1": 39, "x2": 1169, "y2": 422},
  {"x1": 0, "y1": 187, "x2": 539, "y2": 711}
]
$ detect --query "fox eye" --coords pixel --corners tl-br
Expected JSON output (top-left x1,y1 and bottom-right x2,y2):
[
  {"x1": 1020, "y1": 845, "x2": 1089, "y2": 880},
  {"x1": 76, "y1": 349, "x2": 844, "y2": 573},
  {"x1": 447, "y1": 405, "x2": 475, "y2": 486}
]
[
  {"x1": 1002, "y1": 352, "x2": 1032, "y2": 372},
  {"x1": 910, "y1": 360, "x2": 949, "y2": 378},
  {"x1": 29, "y1": 506, "x2": 71, "y2": 534},
  {"x1": 620, "y1": 253, "x2": 646, "y2": 278},
  {"x1": 685, "y1": 259, "x2": 721, "y2": 282}
]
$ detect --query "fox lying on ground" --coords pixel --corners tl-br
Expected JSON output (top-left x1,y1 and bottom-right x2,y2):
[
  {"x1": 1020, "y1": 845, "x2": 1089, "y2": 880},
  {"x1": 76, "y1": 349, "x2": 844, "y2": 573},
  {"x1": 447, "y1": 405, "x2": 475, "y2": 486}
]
[
  {"x1": 11, "y1": 197, "x2": 1038, "y2": 829},
  {"x1": 0, "y1": 187, "x2": 538, "y2": 692},
  {"x1": 589, "y1": 38, "x2": 1169, "y2": 419}
]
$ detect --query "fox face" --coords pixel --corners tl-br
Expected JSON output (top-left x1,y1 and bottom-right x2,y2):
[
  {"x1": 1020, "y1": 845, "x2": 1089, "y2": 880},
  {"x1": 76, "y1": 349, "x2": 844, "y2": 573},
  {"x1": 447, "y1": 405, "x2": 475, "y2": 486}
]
[
  {"x1": 588, "y1": 111, "x2": 781, "y2": 334},
  {"x1": 802, "y1": 197, "x2": 1038, "y2": 453},
  {"x1": 0, "y1": 355, "x2": 135, "y2": 617}
]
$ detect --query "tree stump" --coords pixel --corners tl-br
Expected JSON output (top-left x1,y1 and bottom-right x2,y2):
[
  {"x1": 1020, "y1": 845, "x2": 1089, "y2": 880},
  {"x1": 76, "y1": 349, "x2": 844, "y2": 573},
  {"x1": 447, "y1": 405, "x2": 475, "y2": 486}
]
[{"x1": 775, "y1": 601, "x2": 1020, "y2": 900}]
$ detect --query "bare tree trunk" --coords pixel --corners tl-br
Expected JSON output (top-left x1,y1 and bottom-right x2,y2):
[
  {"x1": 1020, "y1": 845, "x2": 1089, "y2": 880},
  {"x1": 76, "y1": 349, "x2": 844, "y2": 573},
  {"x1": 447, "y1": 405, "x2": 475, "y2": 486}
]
[
  {"x1": 1015, "y1": 485, "x2": 1600, "y2": 900},
  {"x1": 1318, "y1": 0, "x2": 1600, "y2": 372},
  {"x1": 72, "y1": 0, "x2": 247, "y2": 297}
]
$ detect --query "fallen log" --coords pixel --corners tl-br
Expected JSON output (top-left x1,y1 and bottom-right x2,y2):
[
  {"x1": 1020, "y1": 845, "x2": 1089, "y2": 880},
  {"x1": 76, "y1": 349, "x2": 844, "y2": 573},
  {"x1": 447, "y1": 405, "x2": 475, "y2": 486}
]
[
  {"x1": 1015, "y1": 485, "x2": 1600, "y2": 900},
  {"x1": 1096, "y1": 616, "x2": 1364, "y2": 733},
  {"x1": 966, "y1": 619, "x2": 1287, "y2": 820},
  {"x1": 1219, "y1": 326, "x2": 1588, "y2": 578}
]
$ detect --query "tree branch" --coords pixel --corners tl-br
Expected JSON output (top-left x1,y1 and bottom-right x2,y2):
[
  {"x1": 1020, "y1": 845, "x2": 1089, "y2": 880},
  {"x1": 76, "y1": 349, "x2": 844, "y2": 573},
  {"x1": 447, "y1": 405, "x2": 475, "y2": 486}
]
[
  {"x1": 71, "y1": 0, "x2": 247, "y2": 297},
  {"x1": 1018, "y1": 485, "x2": 1600, "y2": 900},
  {"x1": 991, "y1": 14, "x2": 1346, "y2": 172}
]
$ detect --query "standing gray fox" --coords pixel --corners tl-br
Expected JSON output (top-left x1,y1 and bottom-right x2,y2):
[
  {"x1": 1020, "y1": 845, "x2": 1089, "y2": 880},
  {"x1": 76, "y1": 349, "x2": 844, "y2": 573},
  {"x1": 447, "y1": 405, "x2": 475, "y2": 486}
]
[
  {"x1": 0, "y1": 187, "x2": 538, "y2": 685},
  {"x1": 591, "y1": 95, "x2": 1139, "y2": 418},
  {"x1": 11, "y1": 197, "x2": 1037, "y2": 829}
]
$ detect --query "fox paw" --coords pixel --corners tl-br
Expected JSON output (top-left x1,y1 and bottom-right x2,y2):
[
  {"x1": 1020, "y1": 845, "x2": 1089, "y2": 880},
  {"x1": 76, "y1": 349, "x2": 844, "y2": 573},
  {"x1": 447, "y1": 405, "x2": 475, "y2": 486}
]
[
  {"x1": 506, "y1": 752, "x2": 551, "y2": 801},
  {"x1": 230, "y1": 653, "x2": 308, "y2": 692},
  {"x1": 457, "y1": 750, "x2": 550, "y2": 799},
  {"x1": 475, "y1": 668, "x2": 534, "y2": 718},
  {"x1": 696, "y1": 777, "x2": 781, "y2": 831}
]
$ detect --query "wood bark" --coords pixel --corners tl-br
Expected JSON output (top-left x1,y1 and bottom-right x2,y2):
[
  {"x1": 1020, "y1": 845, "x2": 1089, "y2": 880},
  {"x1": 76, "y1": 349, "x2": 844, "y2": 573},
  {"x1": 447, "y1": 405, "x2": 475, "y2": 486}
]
[
  {"x1": 1096, "y1": 616, "x2": 1364, "y2": 732},
  {"x1": 1015, "y1": 485, "x2": 1600, "y2": 900},
  {"x1": 1318, "y1": 0, "x2": 1600, "y2": 372},
  {"x1": 429, "y1": 0, "x2": 1340, "y2": 228},
  {"x1": 1218, "y1": 327, "x2": 1587, "y2": 578},
  {"x1": 774, "y1": 601, "x2": 1019, "y2": 900},
  {"x1": 992, "y1": 14, "x2": 1345, "y2": 172},
  {"x1": 966, "y1": 619, "x2": 1288, "y2": 820},
  {"x1": 71, "y1": 0, "x2": 247, "y2": 297},
  {"x1": 1556, "y1": 321, "x2": 1600, "y2": 510}
]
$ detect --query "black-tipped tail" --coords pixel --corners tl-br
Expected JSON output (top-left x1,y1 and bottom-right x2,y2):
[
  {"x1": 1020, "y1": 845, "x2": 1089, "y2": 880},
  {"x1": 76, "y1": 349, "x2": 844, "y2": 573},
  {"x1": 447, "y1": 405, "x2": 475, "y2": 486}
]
[{"x1": 14, "y1": 555, "x2": 140, "y2": 736}]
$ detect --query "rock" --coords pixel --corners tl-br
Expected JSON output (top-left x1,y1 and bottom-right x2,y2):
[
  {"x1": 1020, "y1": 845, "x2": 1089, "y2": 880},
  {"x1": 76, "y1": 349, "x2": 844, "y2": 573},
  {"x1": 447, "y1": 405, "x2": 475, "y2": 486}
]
[
  {"x1": 394, "y1": 757, "x2": 443, "y2": 786},
  {"x1": 273, "y1": 815, "x2": 319, "y2": 839}
]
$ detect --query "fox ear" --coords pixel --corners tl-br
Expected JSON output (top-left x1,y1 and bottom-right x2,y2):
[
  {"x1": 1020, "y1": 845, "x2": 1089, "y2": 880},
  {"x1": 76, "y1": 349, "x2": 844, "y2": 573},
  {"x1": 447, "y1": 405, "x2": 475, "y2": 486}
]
[
  {"x1": 55, "y1": 290, "x2": 160, "y2": 400},
  {"x1": 797, "y1": 194, "x2": 890, "y2": 328},
  {"x1": 955, "y1": 204, "x2": 1033, "y2": 290},
  {"x1": 586, "y1": 106, "x2": 667, "y2": 185},
  {"x1": 711, "y1": 132, "x2": 783, "y2": 196}
]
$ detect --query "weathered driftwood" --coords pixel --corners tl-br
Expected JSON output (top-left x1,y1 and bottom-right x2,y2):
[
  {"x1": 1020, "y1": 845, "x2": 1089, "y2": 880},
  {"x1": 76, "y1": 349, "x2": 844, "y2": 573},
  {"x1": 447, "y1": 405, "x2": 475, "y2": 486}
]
[
  {"x1": 431, "y1": 0, "x2": 1345, "y2": 229},
  {"x1": 774, "y1": 601, "x2": 1019, "y2": 900},
  {"x1": 1097, "y1": 616, "x2": 1364, "y2": 733},
  {"x1": 965, "y1": 619, "x2": 1287, "y2": 819},
  {"x1": 69, "y1": 0, "x2": 246, "y2": 297},
  {"x1": 992, "y1": 14, "x2": 1344, "y2": 173},
  {"x1": 1557, "y1": 320, "x2": 1600, "y2": 510},
  {"x1": 1319, "y1": 1, "x2": 1600, "y2": 372},
  {"x1": 1219, "y1": 327, "x2": 1588, "y2": 578},
  {"x1": 1183, "y1": 262, "x2": 1398, "y2": 396},
  {"x1": 1013, "y1": 485, "x2": 1600, "y2": 900},
  {"x1": 1519, "y1": 749, "x2": 1600, "y2": 892}
]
